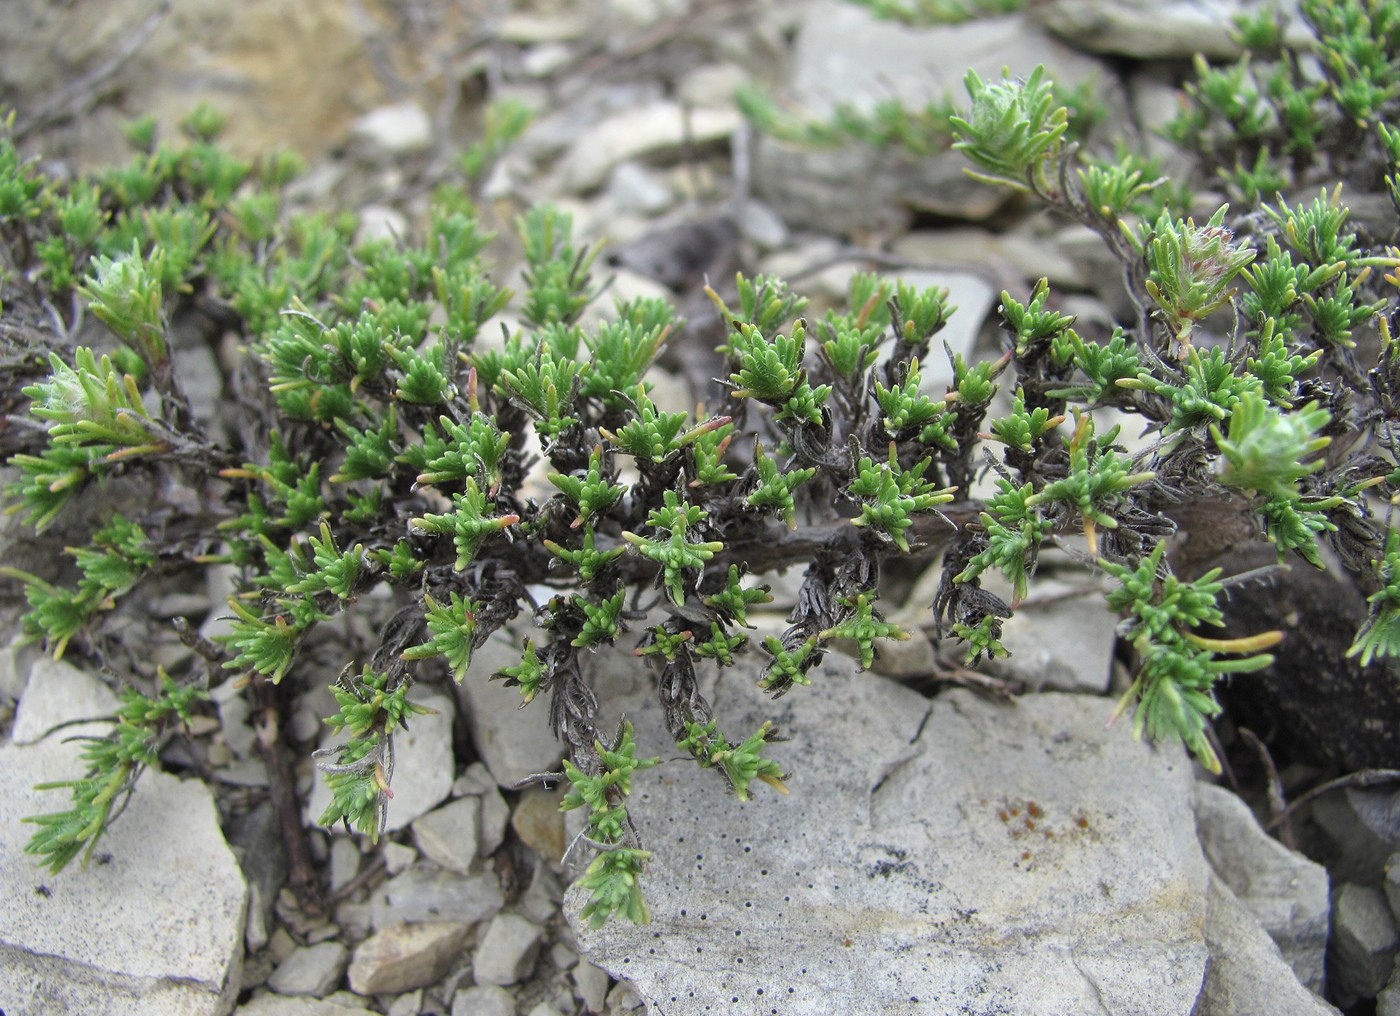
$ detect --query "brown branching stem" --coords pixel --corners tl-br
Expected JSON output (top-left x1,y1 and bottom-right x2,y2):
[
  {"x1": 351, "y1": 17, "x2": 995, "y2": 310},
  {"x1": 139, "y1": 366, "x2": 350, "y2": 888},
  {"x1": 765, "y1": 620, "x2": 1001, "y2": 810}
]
[{"x1": 250, "y1": 676, "x2": 323, "y2": 917}]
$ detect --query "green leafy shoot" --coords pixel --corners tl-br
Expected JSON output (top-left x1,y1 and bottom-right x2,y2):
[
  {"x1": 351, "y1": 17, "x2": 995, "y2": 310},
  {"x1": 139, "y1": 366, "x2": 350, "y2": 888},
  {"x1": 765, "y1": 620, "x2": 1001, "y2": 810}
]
[
  {"x1": 1350, "y1": 527, "x2": 1400, "y2": 666},
  {"x1": 984, "y1": 387, "x2": 1065, "y2": 453},
  {"x1": 496, "y1": 638, "x2": 547, "y2": 705},
  {"x1": 402, "y1": 592, "x2": 480, "y2": 682},
  {"x1": 678, "y1": 720, "x2": 788, "y2": 801},
  {"x1": 1027, "y1": 411, "x2": 1154, "y2": 556},
  {"x1": 560, "y1": 722, "x2": 660, "y2": 927},
  {"x1": 622, "y1": 491, "x2": 725, "y2": 606},
  {"x1": 848, "y1": 443, "x2": 957, "y2": 551},
  {"x1": 950, "y1": 65, "x2": 1068, "y2": 194},
  {"x1": 746, "y1": 442, "x2": 816, "y2": 527},
  {"x1": 1210, "y1": 393, "x2": 1331, "y2": 500},
  {"x1": 316, "y1": 667, "x2": 435, "y2": 838},
  {"x1": 410, "y1": 478, "x2": 520, "y2": 569},
  {"x1": 818, "y1": 592, "x2": 909, "y2": 670},
  {"x1": 549, "y1": 446, "x2": 625, "y2": 528},
  {"x1": 1104, "y1": 542, "x2": 1282, "y2": 772},
  {"x1": 25, "y1": 672, "x2": 207, "y2": 874},
  {"x1": 703, "y1": 565, "x2": 773, "y2": 627},
  {"x1": 955, "y1": 480, "x2": 1044, "y2": 605},
  {"x1": 545, "y1": 525, "x2": 626, "y2": 584},
  {"x1": 999, "y1": 278, "x2": 1076, "y2": 355}
]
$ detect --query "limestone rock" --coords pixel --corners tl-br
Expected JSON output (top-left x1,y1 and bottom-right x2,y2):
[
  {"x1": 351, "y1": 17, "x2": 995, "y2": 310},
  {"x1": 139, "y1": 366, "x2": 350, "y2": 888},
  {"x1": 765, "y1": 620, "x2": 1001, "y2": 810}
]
[
  {"x1": 753, "y1": 4, "x2": 1106, "y2": 233},
  {"x1": 0, "y1": 633, "x2": 37, "y2": 703},
  {"x1": 11, "y1": 655, "x2": 119, "y2": 745},
  {"x1": 237, "y1": 995, "x2": 371, "y2": 1015},
  {"x1": 412, "y1": 797, "x2": 481, "y2": 875},
  {"x1": 456, "y1": 625, "x2": 564, "y2": 789},
  {"x1": 1194, "y1": 782, "x2": 1330, "y2": 992},
  {"x1": 0, "y1": 732, "x2": 247, "y2": 1015},
  {"x1": 1195, "y1": 876, "x2": 1339, "y2": 1016},
  {"x1": 473, "y1": 912, "x2": 545, "y2": 987},
  {"x1": 350, "y1": 103, "x2": 432, "y2": 157},
  {"x1": 369, "y1": 863, "x2": 504, "y2": 933},
  {"x1": 3, "y1": 0, "x2": 387, "y2": 167},
  {"x1": 512, "y1": 786, "x2": 568, "y2": 866},
  {"x1": 1330, "y1": 882, "x2": 1400, "y2": 1004},
  {"x1": 989, "y1": 576, "x2": 1119, "y2": 694},
  {"x1": 451, "y1": 984, "x2": 515, "y2": 1016},
  {"x1": 1032, "y1": 0, "x2": 1247, "y2": 59},
  {"x1": 347, "y1": 921, "x2": 469, "y2": 996},
  {"x1": 267, "y1": 942, "x2": 350, "y2": 998},
  {"x1": 557, "y1": 102, "x2": 741, "y2": 193},
  {"x1": 570, "y1": 650, "x2": 1209, "y2": 1015}
]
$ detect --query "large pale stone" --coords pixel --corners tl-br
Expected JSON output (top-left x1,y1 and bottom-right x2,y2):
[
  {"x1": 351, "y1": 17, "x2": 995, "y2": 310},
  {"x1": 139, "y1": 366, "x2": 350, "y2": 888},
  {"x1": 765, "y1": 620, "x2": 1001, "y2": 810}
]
[
  {"x1": 11, "y1": 655, "x2": 119, "y2": 745},
  {"x1": 456, "y1": 625, "x2": 565, "y2": 790},
  {"x1": 1194, "y1": 782, "x2": 1330, "y2": 992},
  {"x1": 3, "y1": 0, "x2": 387, "y2": 166},
  {"x1": 570, "y1": 652, "x2": 1209, "y2": 1015},
  {"x1": 1196, "y1": 876, "x2": 1339, "y2": 1016},
  {"x1": 0, "y1": 732, "x2": 247, "y2": 1014},
  {"x1": 753, "y1": 4, "x2": 1107, "y2": 232}
]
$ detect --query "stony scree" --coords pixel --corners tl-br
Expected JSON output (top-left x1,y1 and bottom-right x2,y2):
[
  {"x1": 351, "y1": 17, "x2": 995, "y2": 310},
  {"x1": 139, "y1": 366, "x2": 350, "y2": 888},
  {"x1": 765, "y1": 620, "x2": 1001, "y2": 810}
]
[
  {"x1": 3, "y1": 0, "x2": 1389, "y2": 1012},
  {"x1": 411, "y1": 796, "x2": 482, "y2": 875},
  {"x1": 368, "y1": 861, "x2": 505, "y2": 933},
  {"x1": 572, "y1": 649, "x2": 1210, "y2": 1015},
  {"x1": 235, "y1": 995, "x2": 375, "y2": 1016},
  {"x1": 452, "y1": 984, "x2": 516, "y2": 1016}
]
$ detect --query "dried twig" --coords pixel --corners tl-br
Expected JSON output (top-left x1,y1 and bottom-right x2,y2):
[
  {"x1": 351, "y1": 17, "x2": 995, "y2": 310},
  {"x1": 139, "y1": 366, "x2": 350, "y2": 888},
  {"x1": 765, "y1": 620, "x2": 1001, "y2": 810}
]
[
  {"x1": 1238, "y1": 727, "x2": 1294, "y2": 849},
  {"x1": 1264, "y1": 768, "x2": 1400, "y2": 832}
]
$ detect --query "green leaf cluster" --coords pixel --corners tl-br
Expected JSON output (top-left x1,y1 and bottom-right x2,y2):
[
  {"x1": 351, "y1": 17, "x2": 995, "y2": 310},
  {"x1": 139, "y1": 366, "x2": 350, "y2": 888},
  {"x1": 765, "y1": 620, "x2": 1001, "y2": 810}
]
[{"x1": 25, "y1": 672, "x2": 206, "y2": 873}]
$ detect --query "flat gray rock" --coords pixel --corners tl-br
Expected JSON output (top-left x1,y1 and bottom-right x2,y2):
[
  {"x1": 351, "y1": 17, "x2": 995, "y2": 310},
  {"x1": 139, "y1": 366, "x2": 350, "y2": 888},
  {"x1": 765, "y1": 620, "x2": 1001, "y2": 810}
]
[
  {"x1": 990, "y1": 576, "x2": 1119, "y2": 693},
  {"x1": 237, "y1": 996, "x2": 371, "y2": 1016},
  {"x1": 570, "y1": 653, "x2": 1209, "y2": 1015},
  {"x1": 1032, "y1": 0, "x2": 1246, "y2": 59},
  {"x1": 472, "y1": 912, "x2": 545, "y2": 987},
  {"x1": 11, "y1": 655, "x2": 119, "y2": 745},
  {"x1": 456, "y1": 625, "x2": 565, "y2": 789},
  {"x1": 267, "y1": 941, "x2": 350, "y2": 998},
  {"x1": 350, "y1": 102, "x2": 432, "y2": 156},
  {"x1": 557, "y1": 102, "x2": 741, "y2": 193},
  {"x1": 412, "y1": 796, "x2": 481, "y2": 875},
  {"x1": 753, "y1": 3, "x2": 1106, "y2": 232},
  {"x1": 0, "y1": 731, "x2": 247, "y2": 1015},
  {"x1": 347, "y1": 920, "x2": 469, "y2": 996},
  {"x1": 1194, "y1": 782, "x2": 1330, "y2": 992},
  {"x1": 1196, "y1": 875, "x2": 1339, "y2": 1016},
  {"x1": 369, "y1": 862, "x2": 504, "y2": 932},
  {"x1": 1331, "y1": 882, "x2": 1400, "y2": 1003}
]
